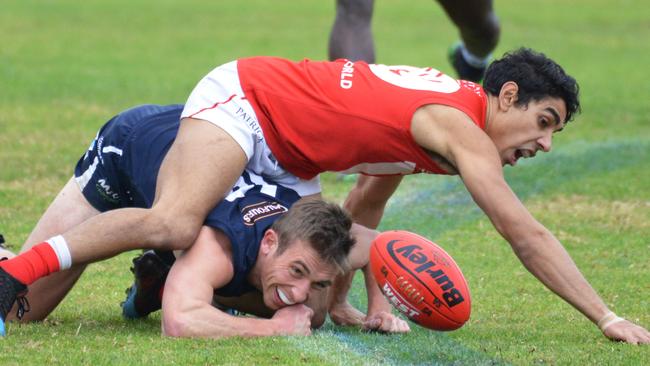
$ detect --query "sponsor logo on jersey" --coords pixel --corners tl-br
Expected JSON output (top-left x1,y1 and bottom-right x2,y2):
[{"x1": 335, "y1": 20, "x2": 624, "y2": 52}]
[
  {"x1": 235, "y1": 107, "x2": 264, "y2": 143},
  {"x1": 96, "y1": 136, "x2": 105, "y2": 164},
  {"x1": 241, "y1": 201, "x2": 288, "y2": 226},
  {"x1": 387, "y1": 240, "x2": 465, "y2": 308},
  {"x1": 339, "y1": 60, "x2": 355, "y2": 89}
]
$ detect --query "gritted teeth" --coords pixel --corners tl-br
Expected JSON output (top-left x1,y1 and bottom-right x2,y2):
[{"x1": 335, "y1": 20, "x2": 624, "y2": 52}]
[{"x1": 277, "y1": 288, "x2": 295, "y2": 305}]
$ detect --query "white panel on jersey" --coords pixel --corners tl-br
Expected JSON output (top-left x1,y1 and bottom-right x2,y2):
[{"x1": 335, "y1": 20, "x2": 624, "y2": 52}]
[
  {"x1": 224, "y1": 175, "x2": 254, "y2": 202},
  {"x1": 368, "y1": 64, "x2": 460, "y2": 93},
  {"x1": 247, "y1": 171, "x2": 278, "y2": 198},
  {"x1": 337, "y1": 161, "x2": 416, "y2": 176}
]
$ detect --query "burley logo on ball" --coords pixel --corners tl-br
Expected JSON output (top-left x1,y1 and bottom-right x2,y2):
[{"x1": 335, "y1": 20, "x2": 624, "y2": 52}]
[{"x1": 386, "y1": 240, "x2": 466, "y2": 308}]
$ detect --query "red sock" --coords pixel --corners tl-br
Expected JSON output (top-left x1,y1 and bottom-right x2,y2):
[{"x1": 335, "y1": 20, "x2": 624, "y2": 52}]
[
  {"x1": 0, "y1": 243, "x2": 61, "y2": 285},
  {"x1": 158, "y1": 285, "x2": 164, "y2": 302}
]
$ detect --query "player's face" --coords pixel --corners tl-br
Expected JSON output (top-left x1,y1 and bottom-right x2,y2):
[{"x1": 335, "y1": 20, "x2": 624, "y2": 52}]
[
  {"x1": 488, "y1": 96, "x2": 567, "y2": 167},
  {"x1": 259, "y1": 237, "x2": 338, "y2": 311}
]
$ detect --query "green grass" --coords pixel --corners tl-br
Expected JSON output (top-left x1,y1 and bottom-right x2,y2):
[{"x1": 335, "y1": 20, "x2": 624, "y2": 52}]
[{"x1": 1, "y1": 0, "x2": 649, "y2": 364}]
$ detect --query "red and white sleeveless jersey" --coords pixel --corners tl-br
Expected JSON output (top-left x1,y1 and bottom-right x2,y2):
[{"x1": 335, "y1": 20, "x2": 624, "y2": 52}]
[{"x1": 237, "y1": 57, "x2": 487, "y2": 180}]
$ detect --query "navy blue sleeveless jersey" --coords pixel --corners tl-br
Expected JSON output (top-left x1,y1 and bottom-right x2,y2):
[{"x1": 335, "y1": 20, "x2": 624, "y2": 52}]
[{"x1": 74, "y1": 104, "x2": 302, "y2": 296}]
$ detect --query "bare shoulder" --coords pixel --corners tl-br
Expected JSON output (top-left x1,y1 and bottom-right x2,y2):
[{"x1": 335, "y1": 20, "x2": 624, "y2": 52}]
[
  {"x1": 177, "y1": 226, "x2": 236, "y2": 288},
  {"x1": 411, "y1": 104, "x2": 484, "y2": 142},
  {"x1": 410, "y1": 104, "x2": 496, "y2": 170}
]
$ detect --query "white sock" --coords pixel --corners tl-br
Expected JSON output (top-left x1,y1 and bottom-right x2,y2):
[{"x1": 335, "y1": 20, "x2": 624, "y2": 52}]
[{"x1": 46, "y1": 235, "x2": 72, "y2": 270}]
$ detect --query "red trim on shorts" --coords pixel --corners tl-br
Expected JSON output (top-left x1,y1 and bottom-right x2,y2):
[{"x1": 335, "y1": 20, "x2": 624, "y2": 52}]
[{"x1": 188, "y1": 94, "x2": 238, "y2": 119}]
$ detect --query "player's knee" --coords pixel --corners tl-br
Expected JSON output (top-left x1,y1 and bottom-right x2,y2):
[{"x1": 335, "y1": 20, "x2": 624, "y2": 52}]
[{"x1": 144, "y1": 209, "x2": 201, "y2": 251}]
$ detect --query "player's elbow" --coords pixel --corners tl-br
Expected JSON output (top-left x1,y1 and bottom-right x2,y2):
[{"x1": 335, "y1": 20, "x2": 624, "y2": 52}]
[
  {"x1": 162, "y1": 311, "x2": 193, "y2": 338},
  {"x1": 508, "y1": 227, "x2": 551, "y2": 262},
  {"x1": 493, "y1": 215, "x2": 542, "y2": 250}
]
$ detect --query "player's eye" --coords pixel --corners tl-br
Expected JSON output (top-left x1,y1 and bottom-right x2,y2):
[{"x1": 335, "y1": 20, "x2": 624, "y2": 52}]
[
  {"x1": 312, "y1": 282, "x2": 328, "y2": 290},
  {"x1": 290, "y1": 266, "x2": 303, "y2": 277},
  {"x1": 539, "y1": 118, "x2": 549, "y2": 128}
]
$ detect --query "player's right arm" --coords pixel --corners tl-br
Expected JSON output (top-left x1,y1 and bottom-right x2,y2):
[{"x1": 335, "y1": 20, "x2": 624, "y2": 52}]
[
  {"x1": 161, "y1": 226, "x2": 313, "y2": 339},
  {"x1": 410, "y1": 104, "x2": 650, "y2": 344}
]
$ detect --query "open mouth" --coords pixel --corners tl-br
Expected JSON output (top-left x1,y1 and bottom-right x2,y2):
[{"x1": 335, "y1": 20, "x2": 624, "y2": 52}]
[
  {"x1": 277, "y1": 287, "x2": 295, "y2": 306},
  {"x1": 511, "y1": 149, "x2": 535, "y2": 165}
]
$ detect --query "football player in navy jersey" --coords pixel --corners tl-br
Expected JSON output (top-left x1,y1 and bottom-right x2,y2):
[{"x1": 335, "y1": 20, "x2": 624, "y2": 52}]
[{"x1": 0, "y1": 104, "x2": 408, "y2": 337}]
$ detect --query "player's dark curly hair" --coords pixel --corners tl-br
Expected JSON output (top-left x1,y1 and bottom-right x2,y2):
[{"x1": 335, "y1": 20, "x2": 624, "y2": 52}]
[
  {"x1": 272, "y1": 199, "x2": 355, "y2": 274},
  {"x1": 483, "y1": 48, "x2": 581, "y2": 123}
]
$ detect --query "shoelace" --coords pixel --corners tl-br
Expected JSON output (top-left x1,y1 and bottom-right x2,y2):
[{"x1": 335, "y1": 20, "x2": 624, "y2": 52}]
[{"x1": 15, "y1": 295, "x2": 30, "y2": 320}]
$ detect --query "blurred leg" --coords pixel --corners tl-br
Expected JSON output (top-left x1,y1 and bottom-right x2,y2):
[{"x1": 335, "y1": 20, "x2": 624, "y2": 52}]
[
  {"x1": 437, "y1": 0, "x2": 500, "y2": 57},
  {"x1": 329, "y1": 0, "x2": 376, "y2": 62}
]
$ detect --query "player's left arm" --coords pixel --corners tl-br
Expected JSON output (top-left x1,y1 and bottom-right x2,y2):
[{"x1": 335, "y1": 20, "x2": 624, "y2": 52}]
[
  {"x1": 162, "y1": 226, "x2": 314, "y2": 338},
  {"x1": 411, "y1": 105, "x2": 650, "y2": 344}
]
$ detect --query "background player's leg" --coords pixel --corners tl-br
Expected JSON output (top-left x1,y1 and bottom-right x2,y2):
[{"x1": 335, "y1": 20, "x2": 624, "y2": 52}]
[
  {"x1": 329, "y1": 0, "x2": 376, "y2": 62},
  {"x1": 8, "y1": 177, "x2": 98, "y2": 321},
  {"x1": 437, "y1": 0, "x2": 500, "y2": 57}
]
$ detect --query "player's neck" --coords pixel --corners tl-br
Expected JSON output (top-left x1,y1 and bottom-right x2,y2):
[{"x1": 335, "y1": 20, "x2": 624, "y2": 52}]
[
  {"x1": 247, "y1": 255, "x2": 263, "y2": 290},
  {"x1": 484, "y1": 95, "x2": 497, "y2": 130}
]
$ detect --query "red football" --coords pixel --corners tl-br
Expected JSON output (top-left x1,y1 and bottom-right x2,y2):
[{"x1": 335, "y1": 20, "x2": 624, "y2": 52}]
[{"x1": 369, "y1": 230, "x2": 471, "y2": 331}]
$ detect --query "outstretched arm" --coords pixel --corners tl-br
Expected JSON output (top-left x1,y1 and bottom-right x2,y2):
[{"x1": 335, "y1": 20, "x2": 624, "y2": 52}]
[
  {"x1": 411, "y1": 105, "x2": 650, "y2": 344},
  {"x1": 162, "y1": 226, "x2": 313, "y2": 339}
]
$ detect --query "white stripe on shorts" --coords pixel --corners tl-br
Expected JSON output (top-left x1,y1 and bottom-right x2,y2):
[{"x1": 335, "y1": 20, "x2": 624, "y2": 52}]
[{"x1": 75, "y1": 156, "x2": 99, "y2": 191}]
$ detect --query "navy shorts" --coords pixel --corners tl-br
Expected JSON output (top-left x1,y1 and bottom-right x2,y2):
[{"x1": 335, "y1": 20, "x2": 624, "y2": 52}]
[
  {"x1": 74, "y1": 104, "x2": 302, "y2": 296},
  {"x1": 74, "y1": 104, "x2": 183, "y2": 212}
]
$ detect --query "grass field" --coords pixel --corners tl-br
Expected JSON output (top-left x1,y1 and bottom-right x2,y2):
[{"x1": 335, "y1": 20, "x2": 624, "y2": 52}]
[{"x1": 1, "y1": 0, "x2": 649, "y2": 364}]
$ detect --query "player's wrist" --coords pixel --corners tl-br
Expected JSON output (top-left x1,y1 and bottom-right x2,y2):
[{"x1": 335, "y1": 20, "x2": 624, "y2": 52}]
[
  {"x1": 366, "y1": 294, "x2": 393, "y2": 316},
  {"x1": 597, "y1": 311, "x2": 625, "y2": 332}
]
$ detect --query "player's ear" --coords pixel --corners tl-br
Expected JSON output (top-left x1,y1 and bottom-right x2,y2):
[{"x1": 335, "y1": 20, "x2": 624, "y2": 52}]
[
  {"x1": 260, "y1": 229, "x2": 279, "y2": 256},
  {"x1": 498, "y1": 81, "x2": 519, "y2": 110}
]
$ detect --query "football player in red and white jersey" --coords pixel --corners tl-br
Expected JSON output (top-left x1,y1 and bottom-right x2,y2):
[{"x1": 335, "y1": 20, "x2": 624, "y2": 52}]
[{"x1": 1, "y1": 48, "x2": 648, "y2": 343}]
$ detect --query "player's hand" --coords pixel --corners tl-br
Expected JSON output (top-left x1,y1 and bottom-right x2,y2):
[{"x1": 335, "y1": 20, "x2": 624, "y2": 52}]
[
  {"x1": 363, "y1": 311, "x2": 410, "y2": 333},
  {"x1": 329, "y1": 301, "x2": 365, "y2": 326},
  {"x1": 272, "y1": 304, "x2": 314, "y2": 336},
  {"x1": 603, "y1": 319, "x2": 650, "y2": 344}
]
